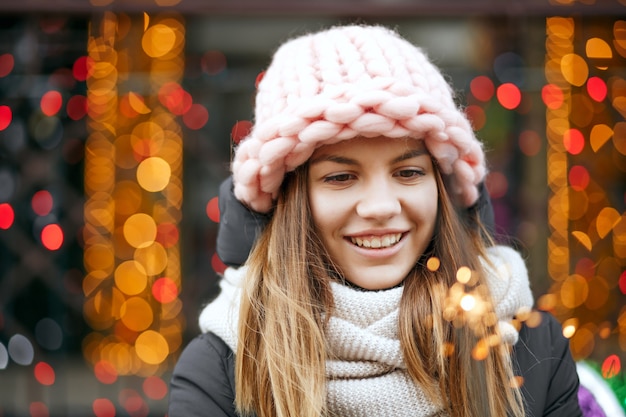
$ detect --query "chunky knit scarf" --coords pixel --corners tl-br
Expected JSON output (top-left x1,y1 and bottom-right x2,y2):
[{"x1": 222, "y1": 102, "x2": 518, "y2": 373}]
[{"x1": 199, "y1": 245, "x2": 533, "y2": 416}]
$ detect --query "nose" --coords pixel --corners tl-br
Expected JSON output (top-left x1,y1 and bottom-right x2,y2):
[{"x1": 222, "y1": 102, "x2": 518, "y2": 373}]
[{"x1": 355, "y1": 180, "x2": 401, "y2": 220}]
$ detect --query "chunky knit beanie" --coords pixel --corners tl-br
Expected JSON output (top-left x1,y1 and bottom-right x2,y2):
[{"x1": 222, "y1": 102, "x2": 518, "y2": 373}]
[{"x1": 232, "y1": 24, "x2": 486, "y2": 213}]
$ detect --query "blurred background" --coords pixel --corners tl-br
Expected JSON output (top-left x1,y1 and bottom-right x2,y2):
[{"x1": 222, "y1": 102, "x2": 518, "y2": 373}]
[{"x1": 0, "y1": 0, "x2": 624, "y2": 416}]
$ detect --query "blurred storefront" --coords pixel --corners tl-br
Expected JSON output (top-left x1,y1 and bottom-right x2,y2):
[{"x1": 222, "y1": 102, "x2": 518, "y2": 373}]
[{"x1": 0, "y1": 0, "x2": 624, "y2": 416}]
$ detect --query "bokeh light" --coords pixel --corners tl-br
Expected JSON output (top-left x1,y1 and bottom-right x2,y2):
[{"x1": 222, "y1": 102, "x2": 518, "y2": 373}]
[
  {"x1": 0, "y1": 53, "x2": 15, "y2": 77},
  {"x1": 496, "y1": 83, "x2": 522, "y2": 110},
  {"x1": 8, "y1": 334, "x2": 34, "y2": 365},
  {"x1": 152, "y1": 277, "x2": 178, "y2": 304},
  {"x1": 587, "y1": 76, "x2": 608, "y2": 102},
  {"x1": 40, "y1": 91, "x2": 63, "y2": 117},
  {"x1": 563, "y1": 128, "x2": 585, "y2": 154},
  {"x1": 206, "y1": 196, "x2": 219, "y2": 222},
  {"x1": 32, "y1": 190, "x2": 53, "y2": 216},
  {"x1": 136, "y1": 157, "x2": 171, "y2": 192},
  {"x1": 142, "y1": 375, "x2": 168, "y2": 400},
  {"x1": 34, "y1": 362, "x2": 56, "y2": 386},
  {"x1": 469, "y1": 75, "x2": 495, "y2": 102},
  {"x1": 0, "y1": 203, "x2": 15, "y2": 229},
  {"x1": 230, "y1": 120, "x2": 252, "y2": 144},
  {"x1": 41, "y1": 223, "x2": 64, "y2": 250},
  {"x1": 92, "y1": 398, "x2": 116, "y2": 417},
  {"x1": 541, "y1": 84, "x2": 564, "y2": 109},
  {"x1": 182, "y1": 103, "x2": 209, "y2": 130},
  {"x1": 0, "y1": 104, "x2": 13, "y2": 131}
]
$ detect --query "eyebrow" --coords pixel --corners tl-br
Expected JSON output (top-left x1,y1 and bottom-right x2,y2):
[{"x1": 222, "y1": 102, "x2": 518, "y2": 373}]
[{"x1": 309, "y1": 148, "x2": 428, "y2": 166}]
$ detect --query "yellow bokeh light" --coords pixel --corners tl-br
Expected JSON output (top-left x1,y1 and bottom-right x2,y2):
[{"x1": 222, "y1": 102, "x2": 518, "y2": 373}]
[
  {"x1": 113, "y1": 181, "x2": 143, "y2": 216},
  {"x1": 82, "y1": 270, "x2": 109, "y2": 298},
  {"x1": 426, "y1": 257, "x2": 440, "y2": 272},
  {"x1": 561, "y1": 54, "x2": 589, "y2": 87},
  {"x1": 596, "y1": 207, "x2": 621, "y2": 238},
  {"x1": 114, "y1": 261, "x2": 148, "y2": 296},
  {"x1": 142, "y1": 24, "x2": 176, "y2": 58},
  {"x1": 456, "y1": 266, "x2": 472, "y2": 284},
  {"x1": 590, "y1": 124, "x2": 613, "y2": 152},
  {"x1": 586, "y1": 37, "x2": 612, "y2": 62},
  {"x1": 562, "y1": 318, "x2": 578, "y2": 338},
  {"x1": 127, "y1": 92, "x2": 151, "y2": 114},
  {"x1": 460, "y1": 294, "x2": 476, "y2": 312},
  {"x1": 134, "y1": 242, "x2": 168, "y2": 275},
  {"x1": 613, "y1": 122, "x2": 626, "y2": 155},
  {"x1": 123, "y1": 213, "x2": 157, "y2": 249},
  {"x1": 120, "y1": 297, "x2": 154, "y2": 332},
  {"x1": 572, "y1": 231, "x2": 592, "y2": 251},
  {"x1": 547, "y1": 17, "x2": 574, "y2": 39},
  {"x1": 83, "y1": 243, "x2": 115, "y2": 274},
  {"x1": 137, "y1": 157, "x2": 171, "y2": 192},
  {"x1": 135, "y1": 330, "x2": 169, "y2": 365},
  {"x1": 560, "y1": 274, "x2": 589, "y2": 308}
]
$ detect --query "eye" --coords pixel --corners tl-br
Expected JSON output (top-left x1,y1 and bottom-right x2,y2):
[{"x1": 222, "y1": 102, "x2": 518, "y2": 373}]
[
  {"x1": 394, "y1": 169, "x2": 424, "y2": 179},
  {"x1": 324, "y1": 173, "x2": 355, "y2": 183}
]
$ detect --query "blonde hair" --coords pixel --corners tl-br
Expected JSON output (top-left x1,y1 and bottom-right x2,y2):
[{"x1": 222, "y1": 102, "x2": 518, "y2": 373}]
[{"x1": 235, "y1": 162, "x2": 524, "y2": 417}]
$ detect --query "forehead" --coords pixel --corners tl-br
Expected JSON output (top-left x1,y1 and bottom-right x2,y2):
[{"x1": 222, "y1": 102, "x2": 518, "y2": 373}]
[{"x1": 310, "y1": 136, "x2": 426, "y2": 160}]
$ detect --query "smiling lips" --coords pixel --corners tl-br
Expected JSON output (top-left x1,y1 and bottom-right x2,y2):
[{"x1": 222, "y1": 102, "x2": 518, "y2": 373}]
[{"x1": 349, "y1": 233, "x2": 403, "y2": 249}]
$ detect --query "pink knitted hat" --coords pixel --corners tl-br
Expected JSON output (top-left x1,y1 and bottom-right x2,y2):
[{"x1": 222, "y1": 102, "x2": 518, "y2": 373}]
[{"x1": 232, "y1": 25, "x2": 486, "y2": 213}]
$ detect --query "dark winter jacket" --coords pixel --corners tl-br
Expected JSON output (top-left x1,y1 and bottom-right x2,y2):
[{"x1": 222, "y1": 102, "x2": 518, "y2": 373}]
[{"x1": 168, "y1": 311, "x2": 582, "y2": 417}]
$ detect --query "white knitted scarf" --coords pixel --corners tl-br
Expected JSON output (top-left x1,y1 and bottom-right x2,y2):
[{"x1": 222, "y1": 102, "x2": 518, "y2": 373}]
[{"x1": 199, "y1": 245, "x2": 534, "y2": 416}]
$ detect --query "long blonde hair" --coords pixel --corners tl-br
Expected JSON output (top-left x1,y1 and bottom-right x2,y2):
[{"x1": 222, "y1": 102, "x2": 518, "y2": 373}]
[{"x1": 235, "y1": 162, "x2": 525, "y2": 417}]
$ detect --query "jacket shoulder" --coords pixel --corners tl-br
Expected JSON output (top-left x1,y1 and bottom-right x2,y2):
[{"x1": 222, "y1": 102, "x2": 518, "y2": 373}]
[
  {"x1": 168, "y1": 332, "x2": 238, "y2": 417},
  {"x1": 513, "y1": 311, "x2": 582, "y2": 417}
]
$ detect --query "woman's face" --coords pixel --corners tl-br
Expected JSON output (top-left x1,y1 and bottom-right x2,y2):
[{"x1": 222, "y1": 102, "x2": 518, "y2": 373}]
[{"x1": 307, "y1": 136, "x2": 438, "y2": 290}]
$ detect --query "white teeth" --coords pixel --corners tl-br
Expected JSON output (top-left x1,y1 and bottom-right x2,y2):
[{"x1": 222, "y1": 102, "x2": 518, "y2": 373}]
[{"x1": 350, "y1": 233, "x2": 401, "y2": 249}]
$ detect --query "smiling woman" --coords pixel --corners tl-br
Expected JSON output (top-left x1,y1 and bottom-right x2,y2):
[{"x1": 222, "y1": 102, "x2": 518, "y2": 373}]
[
  {"x1": 307, "y1": 137, "x2": 438, "y2": 290},
  {"x1": 168, "y1": 24, "x2": 582, "y2": 417}
]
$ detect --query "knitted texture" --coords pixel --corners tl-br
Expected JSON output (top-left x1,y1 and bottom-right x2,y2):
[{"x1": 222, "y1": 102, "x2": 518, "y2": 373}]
[
  {"x1": 199, "y1": 245, "x2": 533, "y2": 416},
  {"x1": 325, "y1": 281, "x2": 446, "y2": 416},
  {"x1": 232, "y1": 25, "x2": 486, "y2": 213}
]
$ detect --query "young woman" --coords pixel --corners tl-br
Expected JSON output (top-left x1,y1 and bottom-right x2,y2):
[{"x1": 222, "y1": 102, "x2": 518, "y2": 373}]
[{"x1": 168, "y1": 25, "x2": 582, "y2": 417}]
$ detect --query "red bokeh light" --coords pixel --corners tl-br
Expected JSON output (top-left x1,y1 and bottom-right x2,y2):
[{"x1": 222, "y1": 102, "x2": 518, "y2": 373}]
[
  {"x1": 143, "y1": 375, "x2": 168, "y2": 400},
  {"x1": 93, "y1": 398, "x2": 116, "y2": 417},
  {"x1": 601, "y1": 354, "x2": 621, "y2": 379},
  {"x1": 619, "y1": 270, "x2": 626, "y2": 295},
  {"x1": 119, "y1": 389, "x2": 148, "y2": 417},
  {"x1": 518, "y1": 130, "x2": 542, "y2": 156},
  {"x1": 34, "y1": 361, "x2": 56, "y2": 386},
  {"x1": 0, "y1": 105, "x2": 12, "y2": 131},
  {"x1": 563, "y1": 128, "x2": 585, "y2": 155},
  {"x1": 32, "y1": 190, "x2": 53, "y2": 216},
  {"x1": 156, "y1": 222, "x2": 179, "y2": 248},
  {"x1": 183, "y1": 103, "x2": 209, "y2": 130},
  {"x1": 586, "y1": 76, "x2": 607, "y2": 102},
  {"x1": 211, "y1": 252, "x2": 227, "y2": 275},
  {"x1": 485, "y1": 171, "x2": 509, "y2": 199},
  {"x1": 41, "y1": 91, "x2": 63, "y2": 117},
  {"x1": 568, "y1": 165, "x2": 590, "y2": 191},
  {"x1": 0, "y1": 53, "x2": 14, "y2": 78},
  {"x1": 469, "y1": 76, "x2": 495, "y2": 102},
  {"x1": 0, "y1": 203, "x2": 15, "y2": 229},
  {"x1": 41, "y1": 224, "x2": 63, "y2": 251},
  {"x1": 94, "y1": 360, "x2": 118, "y2": 384},
  {"x1": 29, "y1": 401, "x2": 49, "y2": 417},
  {"x1": 206, "y1": 196, "x2": 220, "y2": 223},
  {"x1": 66, "y1": 95, "x2": 88, "y2": 120},
  {"x1": 201, "y1": 50, "x2": 227, "y2": 75},
  {"x1": 230, "y1": 120, "x2": 252, "y2": 145},
  {"x1": 158, "y1": 82, "x2": 192, "y2": 115},
  {"x1": 152, "y1": 277, "x2": 178, "y2": 304},
  {"x1": 496, "y1": 83, "x2": 522, "y2": 110},
  {"x1": 464, "y1": 105, "x2": 486, "y2": 130},
  {"x1": 255, "y1": 71, "x2": 265, "y2": 89},
  {"x1": 541, "y1": 84, "x2": 564, "y2": 110},
  {"x1": 72, "y1": 56, "x2": 94, "y2": 81}
]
